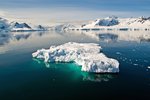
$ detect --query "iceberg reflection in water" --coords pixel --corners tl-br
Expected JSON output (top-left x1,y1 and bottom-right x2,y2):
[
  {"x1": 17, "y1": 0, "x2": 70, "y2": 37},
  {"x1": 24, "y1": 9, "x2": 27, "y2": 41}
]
[
  {"x1": 33, "y1": 58, "x2": 117, "y2": 82},
  {"x1": 82, "y1": 73, "x2": 117, "y2": 82}
]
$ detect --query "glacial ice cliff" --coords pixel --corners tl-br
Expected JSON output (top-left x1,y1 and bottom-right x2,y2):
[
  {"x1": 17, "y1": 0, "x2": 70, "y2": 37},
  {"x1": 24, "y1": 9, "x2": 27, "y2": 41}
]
[{"x1": 32, "y1": 42, "x2": 119, "y2": 73}]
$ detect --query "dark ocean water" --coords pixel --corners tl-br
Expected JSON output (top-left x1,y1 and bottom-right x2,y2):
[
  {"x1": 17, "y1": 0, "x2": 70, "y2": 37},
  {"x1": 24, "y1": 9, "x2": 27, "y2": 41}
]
[{"x1": 0, "y1": 31, "x2": 150, "y2": 100}]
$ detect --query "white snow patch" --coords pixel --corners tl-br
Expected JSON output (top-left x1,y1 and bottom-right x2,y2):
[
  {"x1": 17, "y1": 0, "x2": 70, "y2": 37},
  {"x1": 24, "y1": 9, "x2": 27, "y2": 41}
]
[{"x1": 32, "y1": 42, "x2": 119, "y2": 73}]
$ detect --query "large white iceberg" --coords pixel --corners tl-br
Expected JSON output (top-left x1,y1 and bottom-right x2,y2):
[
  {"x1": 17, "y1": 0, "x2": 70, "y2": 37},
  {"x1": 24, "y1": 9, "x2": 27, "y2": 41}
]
[{"x1": 32, "y1": 42, "x2": 119, "y2": 73}]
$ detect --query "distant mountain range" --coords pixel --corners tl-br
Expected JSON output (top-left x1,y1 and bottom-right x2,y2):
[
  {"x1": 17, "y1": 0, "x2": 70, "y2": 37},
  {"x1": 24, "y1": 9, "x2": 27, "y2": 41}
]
[
  {"x1": 81, "y1": 16, "x2": 150, "y2": 29},
  {"x1": 0, "y1": 17, "x2": 48, "y2": 32},
  {"x1": 53, "y1": 16, "x2": 150, "y2": 31},
  {"x1": 83, "y1": 16, "x2": 150, "y2": 31},
  {"x1": 1, "y1": 16, "x2": 150, "y2": 32}
]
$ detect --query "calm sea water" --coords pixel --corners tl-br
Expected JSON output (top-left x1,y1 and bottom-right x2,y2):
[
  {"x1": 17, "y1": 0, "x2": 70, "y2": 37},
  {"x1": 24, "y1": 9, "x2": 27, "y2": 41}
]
[{"x1": 0, "y1": 31, "x2": 150, "y2": 100}]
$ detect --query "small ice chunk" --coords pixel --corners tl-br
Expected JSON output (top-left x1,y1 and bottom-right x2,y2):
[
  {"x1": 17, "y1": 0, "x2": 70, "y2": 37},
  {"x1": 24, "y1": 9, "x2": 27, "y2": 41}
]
[
  {"x1": 133, "y1": 64, "x2": 138, "y2": 66},
  {"x1": 32, "y1": 42, "x2": 119, "y2": 73},
  {"x1": 116, "y1": 52, "x2": 121, "y2": 55},
  {"x1": 148, "y1": 66, "x2": 150, "y2": 69}
]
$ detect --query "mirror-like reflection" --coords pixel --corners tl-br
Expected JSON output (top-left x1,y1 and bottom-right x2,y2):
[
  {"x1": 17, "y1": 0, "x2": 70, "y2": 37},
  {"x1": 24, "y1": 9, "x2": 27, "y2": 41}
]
[
  {"x1": 98, "y1": 33, "x2": 118, "y2": 42},
  {"x1": 0, "y1": 31, "x2": 49, "y2": 45},
  {"x1": 1, "y1": 30, "x2": 150, "y2": 54},
  {"x1": 66, "y1": 30, "x2": 150, "y2": 42},
  {"x1": 0, "y1": 30, "x2": 150, "y2": 46},
  {"x1": 33, "y1": 58, "x2": 116, "y2": 82}
]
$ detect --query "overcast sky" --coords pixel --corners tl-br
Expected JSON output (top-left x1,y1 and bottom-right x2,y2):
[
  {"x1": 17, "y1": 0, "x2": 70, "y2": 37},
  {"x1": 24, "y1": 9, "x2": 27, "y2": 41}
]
[{"x1": 0, "y1": 0, "x2": 149, "y2": 25}]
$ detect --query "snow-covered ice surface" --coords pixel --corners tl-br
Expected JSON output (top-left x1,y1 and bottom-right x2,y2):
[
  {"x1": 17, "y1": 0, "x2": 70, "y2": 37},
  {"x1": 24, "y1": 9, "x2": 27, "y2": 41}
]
[{"x1": 32, "y1": 42, "x2": 119, "y2": 73}]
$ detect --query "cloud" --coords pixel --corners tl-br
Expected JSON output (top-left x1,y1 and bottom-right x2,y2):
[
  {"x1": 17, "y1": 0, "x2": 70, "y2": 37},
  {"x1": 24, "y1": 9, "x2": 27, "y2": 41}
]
[
  {"x1": 0, "y1": 8, "x2": 127, "y2": 24},
  {"x1": 0, "y1": 10, "x2": 6, "y2": 17},
  {"x1": 0, "y1": 7, "x2": 149, "y2": 25}
]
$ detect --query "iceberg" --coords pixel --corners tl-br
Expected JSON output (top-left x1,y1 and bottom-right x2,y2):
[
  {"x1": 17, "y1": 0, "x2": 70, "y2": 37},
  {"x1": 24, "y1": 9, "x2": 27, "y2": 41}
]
[{"x1": 32, "y1": 42, "x2": 119, "y2": 73}]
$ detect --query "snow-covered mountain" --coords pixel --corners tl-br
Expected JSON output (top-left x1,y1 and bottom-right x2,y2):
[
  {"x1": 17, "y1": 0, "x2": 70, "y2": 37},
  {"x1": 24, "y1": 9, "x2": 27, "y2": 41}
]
[
  {"x1": 46, "y1": 16, "x2": 150, "y2": 31},
  {"x1": 53, "y1": 24, "x2": 77, "y2": 32},
  {"x1": 10, "y1": 22, "x2": 32, "y2": 31},
  {"x1": 82, "y1": 16, "x2": 119, "y2": 28},
  {"x1": 119, "y1": 17, "x2": 150, "y2": 28},
  {"x1": 10, "y1": 22, "x2": 48, "y2": 31},
  {"x1": 1, "y1": 16, "x2": 150, "y2": 32},
  {"x1": 81, "y1": 16, "x2": 150, "y2": 30},
  {"x1": 0, "y1": 17, "x2": 10, "y2": 31},
  {"x1": 0, "y1": 17, "x2": 48, "y2": 32},
  {"x1": 35, "y1": 25, "x2": 47, "y2": 31}
]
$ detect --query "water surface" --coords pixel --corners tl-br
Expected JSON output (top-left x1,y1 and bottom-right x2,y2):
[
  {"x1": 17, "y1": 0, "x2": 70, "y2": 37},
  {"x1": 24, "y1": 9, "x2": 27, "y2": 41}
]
[{"x1": 0, "y1": 31, "x2": 150, "y2": 100}]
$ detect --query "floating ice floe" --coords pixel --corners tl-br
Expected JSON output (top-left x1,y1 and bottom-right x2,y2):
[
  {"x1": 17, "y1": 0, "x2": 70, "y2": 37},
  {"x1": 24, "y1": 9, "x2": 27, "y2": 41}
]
[{"x1": 32, "y1": 42, "x2": 119, "y2": 73}]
